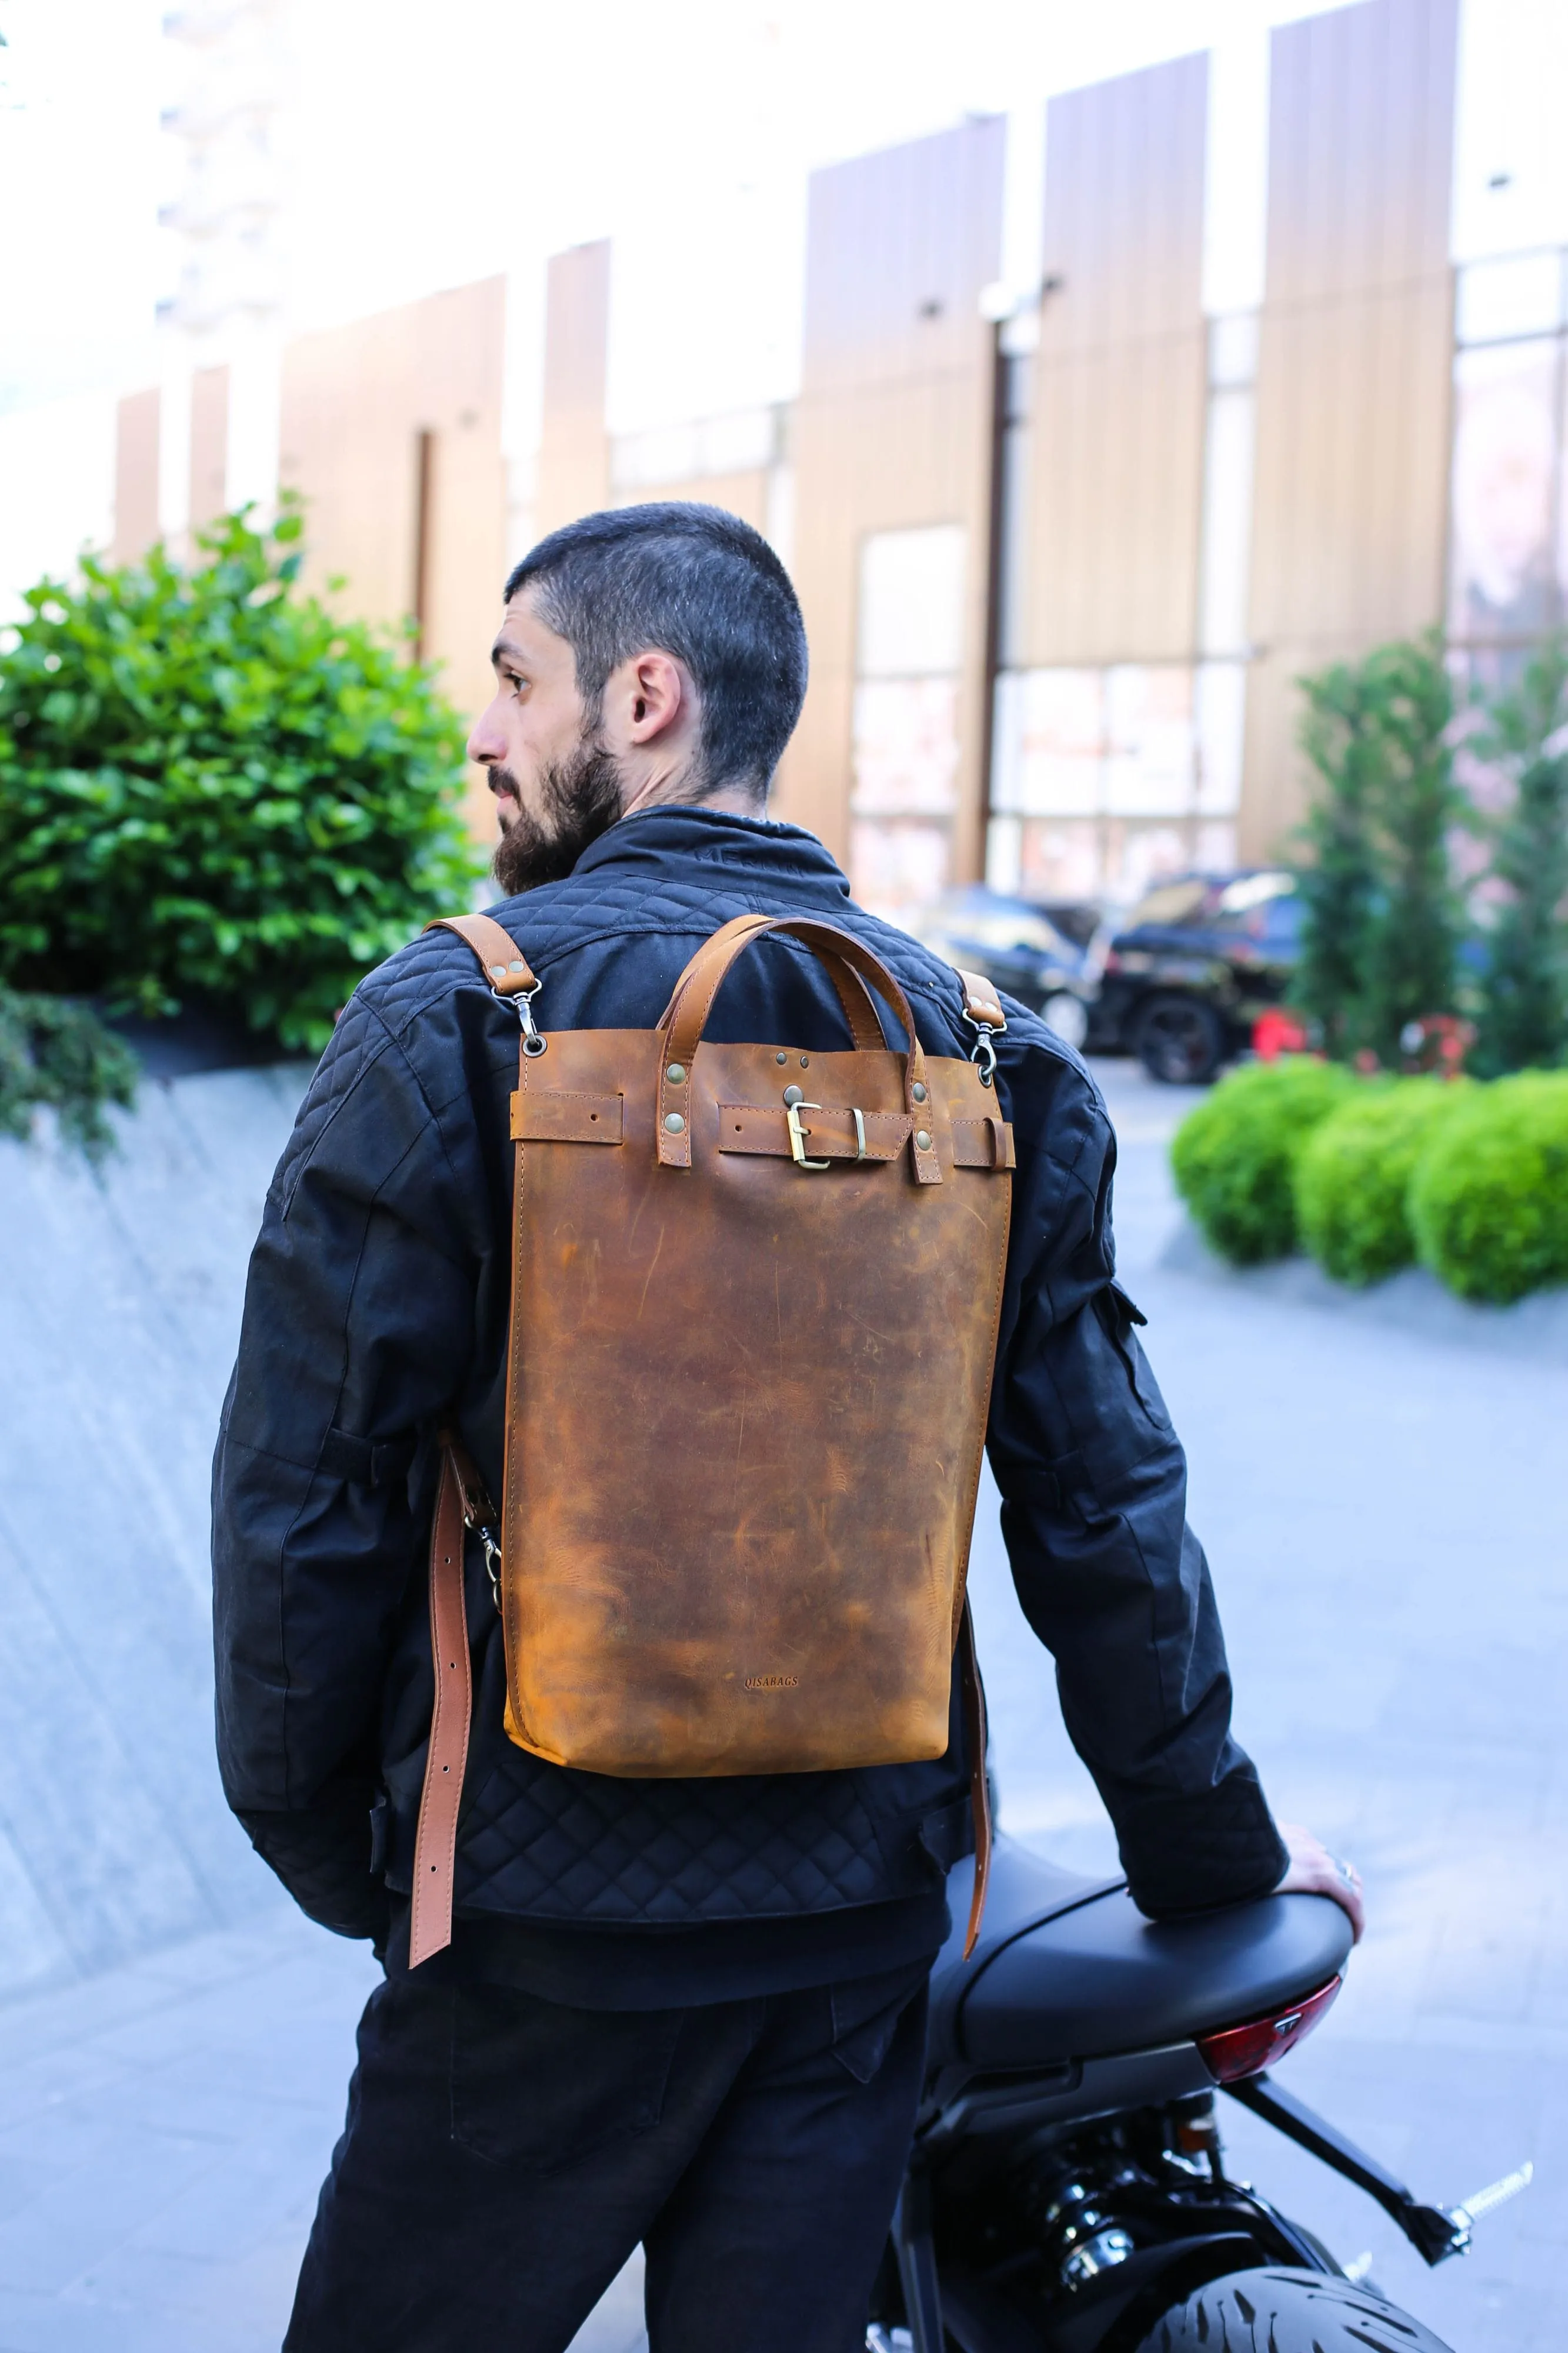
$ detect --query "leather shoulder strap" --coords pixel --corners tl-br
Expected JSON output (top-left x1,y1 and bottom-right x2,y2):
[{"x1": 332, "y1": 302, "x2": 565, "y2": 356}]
[
  {"x1": 958, "y1": 1599, "x2": 992, "y2": 1959},
  {"x1": 426, "y1": 912, "x2": 539, "y2": 999},
  {"x1": 955, "y1": 966, "x2": 1005, "y2": 1032}
]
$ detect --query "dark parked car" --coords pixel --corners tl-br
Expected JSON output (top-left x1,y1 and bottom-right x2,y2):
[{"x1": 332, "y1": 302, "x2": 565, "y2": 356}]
[
  {"x1": 909, "y1": 886, "x2": 1101, "y2": 1049},
  {"x1": 1096, "y1": 869, "x2": 1302, "y2": 1082}
]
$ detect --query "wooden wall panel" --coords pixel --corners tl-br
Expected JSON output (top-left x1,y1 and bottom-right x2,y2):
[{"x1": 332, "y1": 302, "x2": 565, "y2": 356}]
[
  {"x1": 279, "y1": 276, "x2": 507, "y2": 841},
  {"x1": 778, "y1": 119, "x2": 1004, "y2": 874},
  {"x1": 112, "y1": 388, "x2": 160, "y2": 564},
  {"x1": 610, "y1": 471, "x2": 770, "y2": 534},
  {"x1": 188, "y1": 365, "x2": 229, "y2": 535},
  {"x1": 536, "y1": 242, "x2": 611, "y2": 535},
  {"x1": 1020, "y1": 52, "x2": 1209, "y2": 667},
  {"x1": 1242, "y1": 0, "x2": 1458, "y2": 859}
]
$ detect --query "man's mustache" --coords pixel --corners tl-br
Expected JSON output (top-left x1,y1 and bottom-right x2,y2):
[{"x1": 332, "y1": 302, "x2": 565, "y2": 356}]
[{"x1": 487, "y1": 765, "x2": 521, "y2": 802}]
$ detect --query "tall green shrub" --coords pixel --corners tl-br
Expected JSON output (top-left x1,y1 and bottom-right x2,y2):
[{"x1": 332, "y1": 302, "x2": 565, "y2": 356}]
[
  {"x1": 1290, "y1": 635, "x2": 1464, "y2": 1065},
  {"x1": 1409, "y1": 1072, "x2": 1568, "y2": 1303},
  {"x1": 1295, "y1": 1078, "x2": 1467, "y2": 1287},
  {"x1": 0, "y1": 506, "x2": 481, "y2": 1051},
  {"x1": 1171, "y1": 1057, "x2": 1353, "y2": 1265},
  {"x1": 1470, "y1": 637, "x2": 1568, "y2": 1078}
]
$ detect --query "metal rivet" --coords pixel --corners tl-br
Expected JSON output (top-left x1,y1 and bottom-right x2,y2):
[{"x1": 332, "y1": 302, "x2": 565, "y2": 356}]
[
  {"x1": 489, "y1": 963, "x2": 508, "y2": 981},
  {"x1": 663, "y1": 1112, "x2": 686, "y2": 1135},
  {"x1": 666, "y1": 1063, "x2": 686, "y2": 1085},
  {"x1": 800, "y1": 1054, "x2": 809, "y2": 1067},
  {"x1": 776, "y1": 1052, "x2": 788, "y2": 1065},
  {"x1": 783, "y1": 1085, "x2": 805, "y2": 1106},
  {"x1": 912, "y1": 1081, "x2": 928, "y2": 1103},
  {"x1": 916, "y1": 1129, "x2": 932, "y2": 1152},
  {"x1": 508, "y1": 959, "x2": 526, "y2": 974}
]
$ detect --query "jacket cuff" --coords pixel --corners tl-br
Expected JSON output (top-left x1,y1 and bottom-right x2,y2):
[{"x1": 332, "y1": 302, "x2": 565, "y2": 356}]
[
  {"x1": 236, "y1": 1804, "x2": 392, "y2": 1948},
  {"x1": 1117, "y1": 1782, "x2": 1288, "y2": 1919}
]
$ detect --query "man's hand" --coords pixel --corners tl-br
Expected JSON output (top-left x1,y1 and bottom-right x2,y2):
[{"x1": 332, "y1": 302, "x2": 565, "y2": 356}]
[{"x1": 1275, "y1": 1821, "x2": 1365, "y2": 1942}]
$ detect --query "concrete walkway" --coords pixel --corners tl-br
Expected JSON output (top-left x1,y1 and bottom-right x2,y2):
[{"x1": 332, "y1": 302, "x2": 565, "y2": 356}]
[{"x1": 0, "y1": 1058, "x2": 1560, "y2": 2349}]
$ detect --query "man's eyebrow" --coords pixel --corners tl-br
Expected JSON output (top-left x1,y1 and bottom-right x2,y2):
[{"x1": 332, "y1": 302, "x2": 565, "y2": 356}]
[{"x1": 491, "y1": 638, "x2": 528, "y2": 671}]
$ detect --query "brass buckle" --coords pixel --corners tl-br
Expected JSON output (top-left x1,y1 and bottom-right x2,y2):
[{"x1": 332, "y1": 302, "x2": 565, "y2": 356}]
[{"x1": 785, "y1": 1101, "x2": 830, "y2": 1170}]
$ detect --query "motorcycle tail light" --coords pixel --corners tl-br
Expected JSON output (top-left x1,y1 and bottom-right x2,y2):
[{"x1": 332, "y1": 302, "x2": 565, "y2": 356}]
[{"x1": 1196, "y1": 1975, "x2": 1342, "y2": 2084}]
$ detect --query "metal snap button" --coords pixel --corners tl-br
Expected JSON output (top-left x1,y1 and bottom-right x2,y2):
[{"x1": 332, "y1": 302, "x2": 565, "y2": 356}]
[
  {"x1": 663, "y1": 1112, "x2": 686, "y2": 1135},
  {"x1": 666, "y1": 1064, "x2": 686, "y2": 1084},
  {"x1": 783, "y1": 1085, "x2": 805, "y2": 1106},
  {"x1": 776, "y1": 1052, "x2": 788, "y2": 1065},
  {"x1": 915, "y1": 1129, "x2": 932, "y2": 1152},
  {"x1": 912, "y1": 1082, "x2": 928, "y2": 1102}
]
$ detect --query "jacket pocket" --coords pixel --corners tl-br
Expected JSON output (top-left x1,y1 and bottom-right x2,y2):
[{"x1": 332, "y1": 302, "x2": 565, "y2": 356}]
[{"x1": 448, "y1": 1982, "x2": 684, "y2": 2172}]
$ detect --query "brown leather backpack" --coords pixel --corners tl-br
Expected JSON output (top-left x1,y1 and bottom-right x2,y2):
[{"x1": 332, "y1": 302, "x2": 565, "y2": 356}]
[{"x1": 409, "y1": 911, "x2": 1014, "y2": 1966}]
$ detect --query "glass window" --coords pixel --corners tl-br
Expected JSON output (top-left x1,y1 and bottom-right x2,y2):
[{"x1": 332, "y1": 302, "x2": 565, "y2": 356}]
[
  {"x1": 1447, "y1": 338, "x2": 1565, "y2": 645},
  {"x1": 1456, "y1": 252, "x2": 1564, "y2": 347},
  {"x1": 850, "y1": 679, "x2": 960, "y2": 816},
  {"x1": 1105, "y1": 667, "x2": 1197, "y2": 818},
  {"x1": 856, "y1": 524, "x2": 966, "y2": 678}
]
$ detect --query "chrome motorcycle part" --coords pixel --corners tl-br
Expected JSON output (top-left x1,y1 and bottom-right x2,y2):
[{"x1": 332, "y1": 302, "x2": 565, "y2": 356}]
[{"x1": 1061, "y1": 2225, "x2": 1136, "y2": 2287}]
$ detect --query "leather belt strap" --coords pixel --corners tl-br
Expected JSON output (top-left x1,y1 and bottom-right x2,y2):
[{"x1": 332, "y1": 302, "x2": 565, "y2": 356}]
[
  {"x1": 408, "y1": 1447, "x2": 472, "y2": 1968},
  {"x1": 408, "y1": 1434, "x2": 498, "y2": 1969},
  {"x1": 957, "y1": 1598, "x2": 992, "y2": 1960}
]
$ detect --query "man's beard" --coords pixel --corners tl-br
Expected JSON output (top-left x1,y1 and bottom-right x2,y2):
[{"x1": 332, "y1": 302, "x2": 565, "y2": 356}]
[{"x1": 491, "y1": 739, "x2": 624, "y2": 895}]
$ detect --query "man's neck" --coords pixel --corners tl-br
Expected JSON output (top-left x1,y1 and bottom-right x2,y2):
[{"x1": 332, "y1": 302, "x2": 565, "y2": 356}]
[{"x1": 617, "y1": 770, "x2": 765, "y2": 824}]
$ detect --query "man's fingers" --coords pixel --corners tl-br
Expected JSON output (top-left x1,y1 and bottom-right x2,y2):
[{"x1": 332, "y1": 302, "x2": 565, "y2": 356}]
[{"x1": 1275, "y1": 1821, "x2": 1366, "y2": 1944}]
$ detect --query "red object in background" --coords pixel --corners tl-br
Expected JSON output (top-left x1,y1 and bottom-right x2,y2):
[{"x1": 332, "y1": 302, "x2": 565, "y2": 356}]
[
  {"x1": 1196, "y1": 1974, "x2": 1343, "y2": 2084},
  {"x1": 1253, "y1": 1008, "x2": 1310, "y2": 1061}
]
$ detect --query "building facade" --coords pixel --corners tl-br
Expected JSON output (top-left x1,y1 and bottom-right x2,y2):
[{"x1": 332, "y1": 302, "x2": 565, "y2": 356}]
[{"x1": 102, "y1": 0, "x2": 1568, "y2": 915}]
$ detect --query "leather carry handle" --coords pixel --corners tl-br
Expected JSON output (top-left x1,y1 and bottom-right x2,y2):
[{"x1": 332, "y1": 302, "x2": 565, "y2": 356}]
[
  {"x1": 656, "y1": 917, "x2": 942, "y2": 1186},
  {"x1": 429, "y1": 908, "x2": 887, "y2": 1058},
  {"x1": 660, "y1": 912, "x2": 888, "y2": 1054}
]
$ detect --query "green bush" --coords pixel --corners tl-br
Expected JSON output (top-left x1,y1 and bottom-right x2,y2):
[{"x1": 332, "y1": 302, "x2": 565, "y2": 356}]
[
  {"x1": 1295, "y1": 1078, "x2": 1469, "y2": 1287},
  {"x1": 1171, "y1": 1058, "x2": 1353, "y2": 1265},
  {"x1": 0, "y1": 506, "x2": 481, "y2": 1052},
  {"x1": 0, "y1": 990, "x2": 138, "y2": 1160},
  {"x1": 1409, "y1": 1072, "x2": 1568, "y2": 1303}
]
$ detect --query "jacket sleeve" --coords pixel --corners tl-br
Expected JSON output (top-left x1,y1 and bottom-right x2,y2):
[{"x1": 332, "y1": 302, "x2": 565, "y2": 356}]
[
  {"x1": 986, "y1": 1034, "x2": 1287, "y2": 1918},
  {"x1": 211, "y1": 986, "x2": 482, "y2": 1945}
]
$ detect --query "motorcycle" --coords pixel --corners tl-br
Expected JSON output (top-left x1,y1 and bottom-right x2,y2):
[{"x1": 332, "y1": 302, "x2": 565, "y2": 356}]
[{"x1": 866, "y1": 1835, "x2": 1531, "y2": 2352}]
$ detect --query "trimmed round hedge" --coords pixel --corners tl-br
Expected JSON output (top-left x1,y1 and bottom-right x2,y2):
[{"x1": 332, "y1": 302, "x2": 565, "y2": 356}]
[
  {"x1": 1170, "y1": 1057, "x2": 1353, "y2": 1265},
  {"x1": 1409, "y1": 1072, "x2": 1568, "y2": 1304},
  {"x1": 1295, "y1": 1077, "x2": 1470, "y2": 1287}
]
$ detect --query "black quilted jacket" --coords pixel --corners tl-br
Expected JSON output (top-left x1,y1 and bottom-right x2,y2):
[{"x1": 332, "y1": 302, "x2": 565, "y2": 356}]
[{"x1": 212, "y1": 809, "x2": 1285, "y2": 1977}]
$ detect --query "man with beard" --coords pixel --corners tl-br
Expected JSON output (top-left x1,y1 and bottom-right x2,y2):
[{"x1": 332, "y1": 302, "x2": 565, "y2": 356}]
[{"x1": 212, "y1": 502, "x2": 1361, "y2": 2352}]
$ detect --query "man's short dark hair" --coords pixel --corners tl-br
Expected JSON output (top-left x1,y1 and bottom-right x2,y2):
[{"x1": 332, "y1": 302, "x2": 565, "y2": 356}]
[{"x1": 504, "y1": 502, "x2": 808, "y2": 796}]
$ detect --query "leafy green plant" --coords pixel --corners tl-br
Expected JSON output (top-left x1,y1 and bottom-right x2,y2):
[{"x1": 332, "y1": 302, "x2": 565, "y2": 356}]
[
  {"x1": 1470, "y1": 637, "x2": 1568, "y2": 1079},
  {"x1": 0, "y1": 990, "x2": 138, "y2": 1159},
  {"x1": 1409, "y1": 1071, "x2": 1568, "y2": 1303},
  {"x1": 1290, "y1": 635, "x2": 1464, "y2": 1065},
  {"x1": 1295, "y1": 1078, "x2": 1468, "y2": 1287},
  {"x1": 1290, "y1": 662, "x2": 1387, "y2": 1058},
  {"x1": 1171, "y1": 1057, "x2": 1353, "y2": 1265},
  {"x1": 0, "y1": 505, "x2": 481, "y2": 1052}
]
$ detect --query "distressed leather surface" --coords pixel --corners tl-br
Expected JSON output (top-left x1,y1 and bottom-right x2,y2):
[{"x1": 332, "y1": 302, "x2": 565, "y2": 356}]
[{"x1": 500, "y1": 996, "x2": 1011, "y2": 1779}]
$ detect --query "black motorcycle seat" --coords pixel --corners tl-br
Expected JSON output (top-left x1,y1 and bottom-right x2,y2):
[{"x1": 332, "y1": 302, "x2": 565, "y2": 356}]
[{"x1": 933, "y1": 1838, "x2": 1353, "y2": 2069}]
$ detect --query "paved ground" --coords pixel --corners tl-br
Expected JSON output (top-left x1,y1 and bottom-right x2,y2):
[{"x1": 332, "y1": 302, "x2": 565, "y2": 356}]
[{"x1": 0, "y1": 1056, "x2": 1562, "y2": 2351}]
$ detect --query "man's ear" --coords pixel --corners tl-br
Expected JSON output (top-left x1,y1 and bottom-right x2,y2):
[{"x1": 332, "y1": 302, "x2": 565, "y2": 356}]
[{"x1": 623, "y1": 650, "x2": 686, "y2": 744}]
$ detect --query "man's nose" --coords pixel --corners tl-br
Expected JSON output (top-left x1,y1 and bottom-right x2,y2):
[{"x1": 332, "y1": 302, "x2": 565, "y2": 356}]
[{"x1": 466, "y1": 701, "x2": 505, "y2": 768}]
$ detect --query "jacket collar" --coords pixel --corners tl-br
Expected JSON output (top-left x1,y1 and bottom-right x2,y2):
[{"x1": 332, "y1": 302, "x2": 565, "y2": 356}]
[{"x1": 569, "y1": 805, "x2": 853, "y2": 898}]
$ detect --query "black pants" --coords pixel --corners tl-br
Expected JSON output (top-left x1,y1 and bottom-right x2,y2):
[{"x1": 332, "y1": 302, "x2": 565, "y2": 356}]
[{"x1": 285, "y1": 1959, "x2": 930, "y2": 2352}]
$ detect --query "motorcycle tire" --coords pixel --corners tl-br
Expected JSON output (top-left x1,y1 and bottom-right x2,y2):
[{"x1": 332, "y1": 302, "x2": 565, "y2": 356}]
[{"x1": 1133, "y1": 2265, "x2": 1456, "y2": 2352}]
